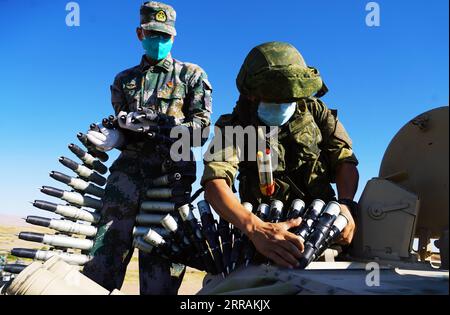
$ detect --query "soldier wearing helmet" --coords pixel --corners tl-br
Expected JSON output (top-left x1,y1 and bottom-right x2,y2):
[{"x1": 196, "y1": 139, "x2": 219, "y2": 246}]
[{"x1": 202, "y1": 42, "x2": 359, "y2": 268}]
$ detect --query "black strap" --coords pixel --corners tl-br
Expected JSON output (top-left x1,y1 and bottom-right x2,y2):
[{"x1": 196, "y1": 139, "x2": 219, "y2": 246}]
[
  {"x1": 190, "y1": 187, "x2": 204, "y2": 203},
  {"x1": 282, "y1": 175, "x2": 306, "y2": 200}
]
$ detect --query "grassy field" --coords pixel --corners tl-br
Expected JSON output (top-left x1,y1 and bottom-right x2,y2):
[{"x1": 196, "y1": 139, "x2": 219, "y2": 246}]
[{"x1": 0, "y1": 223, "x2": 205, "y2": 295}]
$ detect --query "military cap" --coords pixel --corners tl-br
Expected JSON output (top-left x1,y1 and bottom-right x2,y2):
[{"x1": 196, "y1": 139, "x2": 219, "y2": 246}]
[{"x1": 140, "y1": 1, "x2": 177, "y2": 36}]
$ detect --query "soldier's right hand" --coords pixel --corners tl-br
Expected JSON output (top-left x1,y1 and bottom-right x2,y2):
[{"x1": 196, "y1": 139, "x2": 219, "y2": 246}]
[
  {"x1": 87, "y1": 124, "x2": 124, "y2": 152},
  {"x1": 247, "y1": 218, "x2": 304, "y2": 269},
  {"x1": 117, "y1": 111, "x2": 158, "y2": 133}
]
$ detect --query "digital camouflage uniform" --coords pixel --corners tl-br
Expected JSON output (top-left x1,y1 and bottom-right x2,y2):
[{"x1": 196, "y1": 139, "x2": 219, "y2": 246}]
[
  {"x1": 201, "y1": 42, "x2": 358, "y2": 209},
  {"x1": 82, "y1": 2, "x2": 212, "y2": 295}
]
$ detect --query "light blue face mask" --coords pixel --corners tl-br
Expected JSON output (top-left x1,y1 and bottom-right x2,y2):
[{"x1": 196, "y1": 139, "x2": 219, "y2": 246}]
[
  {"x1": 257, "y1": 101, "x2": 297, "y2": 126},
  {"x1": 142, "y1": 34, "x2": 173, "y2": 61}
]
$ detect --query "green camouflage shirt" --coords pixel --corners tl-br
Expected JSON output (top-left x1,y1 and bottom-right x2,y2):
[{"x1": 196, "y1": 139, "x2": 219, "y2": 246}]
[
  {"x1": 111, "y1": 54, "x2": 212, "y2": 151},
  {"x1": 201, "y1": 97, "x2": 358, "y2": 205}
]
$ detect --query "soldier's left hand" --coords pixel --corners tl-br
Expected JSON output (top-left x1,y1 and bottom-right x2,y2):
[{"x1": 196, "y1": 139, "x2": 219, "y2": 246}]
[{"x1": 337, "y1": 204, "x2": 355, "y2": 245}]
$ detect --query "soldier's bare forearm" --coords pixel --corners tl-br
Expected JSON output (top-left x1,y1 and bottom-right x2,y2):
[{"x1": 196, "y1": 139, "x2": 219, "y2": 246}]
[
  {"x1": 204, "y1": 179, "x2": 260, "y2": 235},
  {"x1": 335, "y1": 162, "x2": 359, "y2": 200}
]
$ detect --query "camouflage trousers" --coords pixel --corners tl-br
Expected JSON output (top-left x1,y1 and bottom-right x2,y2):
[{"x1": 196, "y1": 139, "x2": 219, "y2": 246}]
[{"x1": 82, "y1": 148, "x2": 195, "y2": 295}]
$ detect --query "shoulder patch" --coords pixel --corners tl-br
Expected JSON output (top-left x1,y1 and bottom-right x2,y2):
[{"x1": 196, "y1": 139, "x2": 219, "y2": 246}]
[
  {"x1": 183, "y1": 62, "x2": 203, "y2": 72},
  {"x1": 114, "y1": 65, "x2": 142, "y2": 87}
]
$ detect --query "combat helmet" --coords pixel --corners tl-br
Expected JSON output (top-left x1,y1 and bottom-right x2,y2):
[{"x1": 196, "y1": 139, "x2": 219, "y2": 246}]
[{"x1": 236, "y1": 42, "x2": 326, "y2": 102}]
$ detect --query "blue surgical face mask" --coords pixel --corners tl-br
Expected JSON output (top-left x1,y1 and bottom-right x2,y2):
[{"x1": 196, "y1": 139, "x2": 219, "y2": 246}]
[
  {"x1": 141, "y1": 33, "x2": 173, "y2": 61},
  {"x1": 257, "y1": 101, "x2": 297, "y2": 126}
]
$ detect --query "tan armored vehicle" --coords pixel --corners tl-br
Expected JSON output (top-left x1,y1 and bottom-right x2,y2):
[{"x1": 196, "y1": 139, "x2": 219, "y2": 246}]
[{"x1": 197, "y1": 106, "x2": 449, "y2": 295}]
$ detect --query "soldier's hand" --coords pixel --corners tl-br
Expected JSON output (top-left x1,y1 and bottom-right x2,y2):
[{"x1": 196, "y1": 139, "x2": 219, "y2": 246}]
[
  {"x1": 337, "y1": 204, "x2": 355, "y2": 245},
  {"x1": 87, "y1": 124, "x2": 124, "y2": 152},
  {"x1": 117, "y1": 111, "x2": 157, "y2": 133},
  {"x1": 248, "y1": 218, "x2": 304, "y2": 269}
]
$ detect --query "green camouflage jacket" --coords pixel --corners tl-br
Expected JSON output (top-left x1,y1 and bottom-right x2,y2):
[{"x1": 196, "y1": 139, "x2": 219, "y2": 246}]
[
  {"x1": 111, "y1": 54, "x2": 212, "y2": 153},
  {"x1": 201, "y1": 96, "x2": 358, "y2": 206}
]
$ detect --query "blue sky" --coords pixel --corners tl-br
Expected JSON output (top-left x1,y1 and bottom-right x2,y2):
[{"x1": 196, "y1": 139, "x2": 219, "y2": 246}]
[{"x1": 0, "y1": 0, "x2": 448, "y2": 217}]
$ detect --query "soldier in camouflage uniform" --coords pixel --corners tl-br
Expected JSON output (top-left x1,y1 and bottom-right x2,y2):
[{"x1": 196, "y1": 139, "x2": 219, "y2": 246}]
[
  {"x1": 82, "y1": 2, "x2": 212, "y2": 294},
  {"x1": 202, "y1": 42, "x2": 359, "y2": 268}
]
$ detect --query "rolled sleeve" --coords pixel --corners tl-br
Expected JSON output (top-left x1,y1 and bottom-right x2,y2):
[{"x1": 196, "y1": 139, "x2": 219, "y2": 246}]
[
  {"x1": 201, "y1": 161, "x2": 238, "y2": 188},
  {"x1": 201, "y1": 115, "x2": 240, "y2": 187}
]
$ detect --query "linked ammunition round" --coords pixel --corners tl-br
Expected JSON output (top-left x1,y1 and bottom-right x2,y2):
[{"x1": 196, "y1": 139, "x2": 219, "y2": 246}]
[
  {"x1": 41, "y1": 186, "x2": 103, "y2": 210},
  {"x1": 161, "y1": 159, "x2": 175, "y2": 173},
  {"x1": 197, "y1": 200, "x2": 213, "y2": 216},
  {"x1": 68, "y1": 143, "x2": 108, "y2": 174},
  {"x1": 76, "y1": 132, "x2": 109, "y2": 162},
  {"x1": 269, "y1": 200, "x2": 283, "y2": 223},
  {"x1": 102, "y1": 118, "x2": 110, "y2": 128},
  {"x1": 136, "y1": 213, "x2": 167, "y2": 226},
  {"x1": 150, "y1": 173, "x2": 182, "y2": 187},
  {"x1": 294, "y1": 199, "x2": 326, "y2": 240},
  {"x1": 178, "y1": 204, "x2": 193, "y2": 222},
  {"x1": 287, "y1": 199, "x2": 306, "y2": 220},
  {"x1": 50, "y1": 171, "x2": 105, "y2": 198},
  {"x1": 140, "y1": 201, "x2": 176, "y2": 213},
  {"x1": 11, "y1": 248, "x2": 91, "y2": 265},
  {"x1": 32, "y1": 200, "x2": 100, "y2": 224},
  {"x1": 90, "y1": 123, "x2": 100, "y2": 132},
  {"x1": 59, "y1": 157, "x2": 107, "y2": 186},
  {"x1": 160, "y1": 214, "x2": 192, "y2": 251},
  {"x1": 143, "y1": 229, "x2": 166, "y2": 247},
  {"x1": 197, "y1": 200, "x2": 224, "y2": 275},
  {"x1": 323, "y1": 201, "x2": 342, "y2": 217},
  {"x1": 3, "y1": 264, "x2": 27, "y2": 274},
  {"x1": 133, "y1": 237, "x2": 154, "y2": 253},
  {"x1": 133, "y1": 226, "x2": 168, "y2": 238},
  {"x1": 26, "y1": 216, "x2": 97, "y2": 237},
  {"x1": 133, "y1": 226, "x2": 150, "y2": 237},
  {"x1": 314, "y1": 214, "x2": 349, "y2": 260},
  {"x1": 160, "y1": 214, "x2": 178, "y2": 233},
  {"x1": 18, "y1": 232, "x2": 93, "y2": 250},
  {"x1": 255, "y1": 203, "x2": 270, "y2": 221},
  {"x1": 146, "y1": 187, "x2": 189, "y2": 199},
  {"x1": 297, "y1": 201, "x2": 342, "y2": 269}
]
